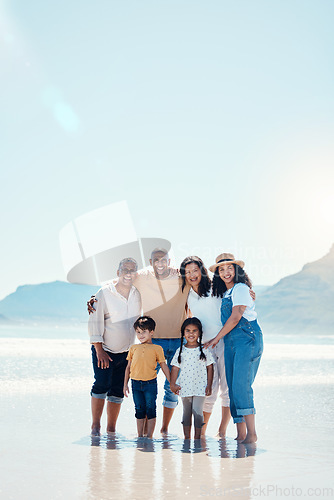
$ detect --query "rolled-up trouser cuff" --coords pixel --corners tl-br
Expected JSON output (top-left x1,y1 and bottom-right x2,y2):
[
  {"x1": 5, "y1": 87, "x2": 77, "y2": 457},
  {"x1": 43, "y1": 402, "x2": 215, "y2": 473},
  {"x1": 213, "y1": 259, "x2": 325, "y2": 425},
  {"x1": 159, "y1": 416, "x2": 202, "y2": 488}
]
[
  {"x1": 236, "y1": 408, "x2": 256, "y2": 416},
  {"x1": 162, "y1": 399, "x2": 178, "y2": 409},
  {"x1": 91, "y1": 391, "x2": 107, "y2": 400},
  {"x1": 107, "y1": 395, "x2": 123, "y2": 404},
  {"x1": 233, "y1": 416, "x2": 245, "y2": 423}
]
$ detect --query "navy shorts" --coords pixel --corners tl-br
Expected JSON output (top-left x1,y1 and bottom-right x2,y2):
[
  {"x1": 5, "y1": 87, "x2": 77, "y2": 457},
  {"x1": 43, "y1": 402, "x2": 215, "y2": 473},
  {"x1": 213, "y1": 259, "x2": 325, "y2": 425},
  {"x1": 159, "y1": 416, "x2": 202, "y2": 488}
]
[{"x1": 91, "y1": 346, "x2": 128, "y2": 403}]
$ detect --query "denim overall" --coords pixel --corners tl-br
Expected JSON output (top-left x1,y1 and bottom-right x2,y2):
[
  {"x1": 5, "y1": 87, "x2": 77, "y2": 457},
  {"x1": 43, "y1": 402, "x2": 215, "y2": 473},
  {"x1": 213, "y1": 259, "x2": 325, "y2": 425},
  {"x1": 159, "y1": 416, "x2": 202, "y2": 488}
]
[{"x1": 221, "y1": 287, "x2": 263, "y2": 423}]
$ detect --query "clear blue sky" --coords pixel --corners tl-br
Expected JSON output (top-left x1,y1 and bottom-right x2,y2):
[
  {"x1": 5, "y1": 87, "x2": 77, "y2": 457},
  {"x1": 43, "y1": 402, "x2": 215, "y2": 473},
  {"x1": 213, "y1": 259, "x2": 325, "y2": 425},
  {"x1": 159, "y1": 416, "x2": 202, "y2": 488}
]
[{"x1": 1, "y1": 0, "x2": 334, "y2": 299}]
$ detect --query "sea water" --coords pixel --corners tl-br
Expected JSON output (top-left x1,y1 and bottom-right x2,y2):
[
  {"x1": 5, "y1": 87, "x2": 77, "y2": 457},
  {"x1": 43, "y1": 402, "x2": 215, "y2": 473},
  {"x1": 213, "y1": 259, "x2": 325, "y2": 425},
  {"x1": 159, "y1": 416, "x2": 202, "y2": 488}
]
[{"x1": 0, "y1": 325, "x2": 333, "y2": 499}]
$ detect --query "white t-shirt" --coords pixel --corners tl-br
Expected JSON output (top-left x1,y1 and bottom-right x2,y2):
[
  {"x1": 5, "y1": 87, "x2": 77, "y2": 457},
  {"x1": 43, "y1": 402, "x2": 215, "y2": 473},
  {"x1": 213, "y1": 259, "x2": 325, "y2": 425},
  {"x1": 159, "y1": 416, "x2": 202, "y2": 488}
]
[
  {"x1": 223, "y1": 283, "x2": 257, "y2": 321},
  {"x1": 187, "y1": 288, "x2": 222, "y2": 343},
  {"x1": 171, "y1": 346, "x2": 214, "y2": 397}
]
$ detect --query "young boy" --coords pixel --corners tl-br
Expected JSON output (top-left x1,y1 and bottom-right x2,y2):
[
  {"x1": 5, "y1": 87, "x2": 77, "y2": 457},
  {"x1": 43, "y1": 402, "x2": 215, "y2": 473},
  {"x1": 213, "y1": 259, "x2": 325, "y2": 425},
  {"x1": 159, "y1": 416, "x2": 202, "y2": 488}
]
[{"x1": 123, "y1": 316, "x2": 170, "y2": 438}]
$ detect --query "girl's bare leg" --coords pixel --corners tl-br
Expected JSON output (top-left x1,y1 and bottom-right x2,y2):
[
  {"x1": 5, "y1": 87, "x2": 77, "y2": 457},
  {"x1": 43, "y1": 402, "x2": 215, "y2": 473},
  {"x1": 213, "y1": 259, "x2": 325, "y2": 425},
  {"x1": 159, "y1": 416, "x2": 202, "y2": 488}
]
[
  {"x1": 235, "y1": 421, "x2": 247, "y2": 441},
  {"x1": 183, "y1": 425, "x2": 191, "y2": 439},
  {"x1": 194, "y1": 427, "x2": 202, "y2": 439},
  {"x1": 242, "y1": 414, "x2": 257, "y2": 443}
]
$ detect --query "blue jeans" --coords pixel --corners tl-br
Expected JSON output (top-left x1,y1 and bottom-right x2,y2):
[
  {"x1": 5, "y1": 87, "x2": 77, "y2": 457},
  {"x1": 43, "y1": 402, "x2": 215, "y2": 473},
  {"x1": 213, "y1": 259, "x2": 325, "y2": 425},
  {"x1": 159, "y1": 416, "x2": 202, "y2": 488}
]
[
  {"x1": 131, "y1": 379, "x2": 158, "y2": 420},
  {"x1": 224, "y1": 319, "x2": 263, "y2": 423},
  {"x1": 152, "y1": 338, "x2": 180, "y2": 409}
]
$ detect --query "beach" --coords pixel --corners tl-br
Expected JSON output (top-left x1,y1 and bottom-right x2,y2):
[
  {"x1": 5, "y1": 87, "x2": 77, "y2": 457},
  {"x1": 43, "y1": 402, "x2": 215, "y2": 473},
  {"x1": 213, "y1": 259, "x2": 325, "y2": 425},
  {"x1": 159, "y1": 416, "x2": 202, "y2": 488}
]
[{"x1": 1, "y1": 326, "x2": 333, "y2": 499}]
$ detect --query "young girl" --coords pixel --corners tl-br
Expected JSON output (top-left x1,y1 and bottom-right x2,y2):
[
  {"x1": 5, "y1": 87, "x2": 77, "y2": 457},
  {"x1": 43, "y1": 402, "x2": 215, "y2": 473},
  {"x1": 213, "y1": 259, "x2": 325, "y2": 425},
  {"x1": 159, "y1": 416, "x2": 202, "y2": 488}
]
[
  {"x1": 179, "y1": 256, "x2": 231, "y2": 437},
  {"x1": 170, "y1": 318, "x2": 214, "y2": 439},
  {"x1": 205, "y1": 253, "x2": 263, "y2": 444}
]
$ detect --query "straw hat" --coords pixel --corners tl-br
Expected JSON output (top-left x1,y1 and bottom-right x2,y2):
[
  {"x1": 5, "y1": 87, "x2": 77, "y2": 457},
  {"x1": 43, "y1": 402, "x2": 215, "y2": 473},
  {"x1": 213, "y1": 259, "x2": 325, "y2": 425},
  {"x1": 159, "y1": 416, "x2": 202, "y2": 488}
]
[{"x1": 209, "y1": 253, "x2": 245, "y2": 273}]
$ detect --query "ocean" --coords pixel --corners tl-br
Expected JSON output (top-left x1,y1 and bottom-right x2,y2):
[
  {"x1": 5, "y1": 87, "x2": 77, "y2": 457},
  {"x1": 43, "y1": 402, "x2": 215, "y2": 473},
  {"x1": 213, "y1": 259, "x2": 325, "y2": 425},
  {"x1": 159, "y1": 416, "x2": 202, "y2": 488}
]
[{"x1": 1, "y1": 326, "x2": 333, "y2": 499}]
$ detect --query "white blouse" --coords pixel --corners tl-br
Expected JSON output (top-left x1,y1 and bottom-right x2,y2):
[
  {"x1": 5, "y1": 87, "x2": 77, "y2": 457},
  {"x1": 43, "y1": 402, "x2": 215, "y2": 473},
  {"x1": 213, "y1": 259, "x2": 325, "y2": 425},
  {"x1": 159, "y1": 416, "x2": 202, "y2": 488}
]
[{"x1": 171, "y1": 346, "x2": 214, "y2": 397}]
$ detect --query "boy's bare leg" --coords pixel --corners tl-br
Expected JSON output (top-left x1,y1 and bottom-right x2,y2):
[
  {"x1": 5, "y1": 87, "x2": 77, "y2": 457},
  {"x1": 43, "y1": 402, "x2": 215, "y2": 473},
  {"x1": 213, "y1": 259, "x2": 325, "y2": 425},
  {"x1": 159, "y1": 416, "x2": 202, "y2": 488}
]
[
  {"x1": 91, "y1": 397, "x2": 104, "y2": 435},
  {"x1": 160, "y1": 407, "x2": 175, "y2": 433},
  {"x1": 218, "y1": 406, "x2": 231, "y2": 437},
  {"x1": 202, "y1": 411, "x2": 211, "y2": 435},
  {"x1": 242, "y1": 414, "x2": 257, "y2": 443},
  {"x1": 106, "y1": 402, "x2": 121, "y2": 433},
  {"x1": 235, "y1": 421, "x2": 247, "y2": 441},
  {"x1": 136, "y1": 418, "x2": 146, "y2": 437},
  {"x1": 183, "y1": 425, "x2": 191, "y2": 439},
  {"x1": 143, "y1": 417, "x2": 148, "y2": 436},
  {"x1": 146, "y1": 418, "x2": 156, "y2": 438}
]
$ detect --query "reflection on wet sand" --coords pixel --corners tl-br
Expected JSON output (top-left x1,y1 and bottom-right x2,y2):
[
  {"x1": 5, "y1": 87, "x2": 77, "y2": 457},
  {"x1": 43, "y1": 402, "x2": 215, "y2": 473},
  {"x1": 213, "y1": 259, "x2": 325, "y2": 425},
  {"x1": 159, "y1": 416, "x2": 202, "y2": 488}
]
[{"x1": 83, "y1": 434, "x2": 260, "y2": 498}]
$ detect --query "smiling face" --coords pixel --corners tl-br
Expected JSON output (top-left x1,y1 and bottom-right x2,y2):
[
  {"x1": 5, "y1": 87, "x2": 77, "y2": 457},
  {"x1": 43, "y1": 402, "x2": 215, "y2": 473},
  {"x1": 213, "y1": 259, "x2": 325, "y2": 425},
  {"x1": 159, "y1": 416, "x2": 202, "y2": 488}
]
[
  {"x1": 150, "y1": 251, "x2": 170, "y2": 279},
  {"x1": 184, "y1": 262, "x2": 201, "y2": 291},
  {"x1": 218, "y1": 263, "x2": 236, "y2": 288},
  {"x1": 184, "y1": 324, "x2": 200, "y2": 346},
  {"x1": 135, "y1": 328, "x2": 153, "y2": 344},
  {"x1": 117, "y1": 261, "x2": 137, "y2": 287}
]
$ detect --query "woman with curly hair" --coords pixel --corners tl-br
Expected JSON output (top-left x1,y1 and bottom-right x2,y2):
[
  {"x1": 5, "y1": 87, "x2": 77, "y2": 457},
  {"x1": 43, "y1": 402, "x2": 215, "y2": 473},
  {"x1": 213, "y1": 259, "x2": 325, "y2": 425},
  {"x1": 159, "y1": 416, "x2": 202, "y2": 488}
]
[
  {"x1": 205, "y1": 253, "x2": 263, "y2": 444},
  {"x1": 179, "y1": 256, "x2": 232, "y2": 437}
]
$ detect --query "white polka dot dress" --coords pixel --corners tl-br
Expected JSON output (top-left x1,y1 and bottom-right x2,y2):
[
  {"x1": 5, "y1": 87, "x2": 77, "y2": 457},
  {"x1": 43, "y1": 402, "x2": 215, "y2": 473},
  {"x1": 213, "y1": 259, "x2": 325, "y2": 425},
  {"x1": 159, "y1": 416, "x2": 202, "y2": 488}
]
[{"x1": 171, "y1": 347, "x2": 214, "y2": 397}]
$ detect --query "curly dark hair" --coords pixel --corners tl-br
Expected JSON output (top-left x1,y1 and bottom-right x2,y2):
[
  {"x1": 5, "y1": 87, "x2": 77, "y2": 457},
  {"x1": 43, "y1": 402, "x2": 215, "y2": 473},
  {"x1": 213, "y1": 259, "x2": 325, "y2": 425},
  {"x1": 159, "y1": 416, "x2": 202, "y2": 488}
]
[
  {"x1": 177, "y1": 317, "x2": 206, "y2": 364},
  {"x1": 212, "y1": 263, "x2": 252, "y2": 298},
  {"x1": 179, "y1": 256, "x2": 211, "y2": 297}
]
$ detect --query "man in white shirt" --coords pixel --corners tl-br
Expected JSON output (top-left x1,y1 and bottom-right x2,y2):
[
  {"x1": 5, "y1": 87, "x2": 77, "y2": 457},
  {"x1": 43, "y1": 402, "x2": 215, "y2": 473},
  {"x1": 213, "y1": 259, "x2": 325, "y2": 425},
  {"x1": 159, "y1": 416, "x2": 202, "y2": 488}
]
[
  {"x1": 88, "y1": 258, "x2": 141, "y2": 435},
  {"x1": 89, "y1": 249, "x2": 189, "y2": 434}
]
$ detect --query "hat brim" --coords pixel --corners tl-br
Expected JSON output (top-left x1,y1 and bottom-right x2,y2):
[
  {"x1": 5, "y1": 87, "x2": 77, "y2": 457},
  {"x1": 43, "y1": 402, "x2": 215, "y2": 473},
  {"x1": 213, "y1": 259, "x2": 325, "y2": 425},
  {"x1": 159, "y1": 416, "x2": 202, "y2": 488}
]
[{"x1": 209, "y1": 260, "x2": 245, "y2": 273}]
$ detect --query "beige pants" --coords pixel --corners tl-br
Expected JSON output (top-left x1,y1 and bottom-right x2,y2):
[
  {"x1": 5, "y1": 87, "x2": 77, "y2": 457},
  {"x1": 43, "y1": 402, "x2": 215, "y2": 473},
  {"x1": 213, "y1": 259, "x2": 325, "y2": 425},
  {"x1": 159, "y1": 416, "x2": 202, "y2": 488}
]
[{"x1": 203, "y1": 340, "x2": 230, "y2": 412}]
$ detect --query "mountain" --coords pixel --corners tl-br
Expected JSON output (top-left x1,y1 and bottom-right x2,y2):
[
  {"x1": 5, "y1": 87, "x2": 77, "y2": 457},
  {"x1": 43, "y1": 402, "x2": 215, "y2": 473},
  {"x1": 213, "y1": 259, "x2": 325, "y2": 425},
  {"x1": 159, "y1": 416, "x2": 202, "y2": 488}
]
[
  {"x1": 0, "y1": 281, "x2": 98, "y2": 325},
  {"x1": 256, "y1": 244, "x2": 334, "y2": 334},
  {"x1": 0, "y1": 246, "x2": 333, "y2": 333}
]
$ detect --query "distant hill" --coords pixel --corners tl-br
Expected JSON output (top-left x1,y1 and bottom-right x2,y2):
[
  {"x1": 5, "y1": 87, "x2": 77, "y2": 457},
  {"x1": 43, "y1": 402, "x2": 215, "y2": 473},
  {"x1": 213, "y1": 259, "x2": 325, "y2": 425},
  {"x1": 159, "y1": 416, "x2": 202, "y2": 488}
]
[
  {"x1": 256, "y1": 244, "x2": 334, "y2": 334},
  {"x1": 0, "y1": 281, "x2": 98, "y2": 325},
  {"x1": 0, "y1": 246, "x2": 333, "y2": 334}
]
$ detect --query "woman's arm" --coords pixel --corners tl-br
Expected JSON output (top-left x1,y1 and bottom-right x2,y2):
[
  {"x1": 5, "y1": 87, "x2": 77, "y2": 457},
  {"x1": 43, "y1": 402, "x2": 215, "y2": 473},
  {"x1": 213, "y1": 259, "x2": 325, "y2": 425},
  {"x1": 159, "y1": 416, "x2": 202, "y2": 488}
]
[
  {"x1": 205, "y1": 364, "x2": 214, "y2": 396},
  {"x1": 204, "y1": 305, "x2": 247, "y2": 348},
  {"x1": 170, "y1": 366, "x2": 181, "y2": 394},
  {"x1": 123, "y1": 360, "x2": 131, "y2": 397},
  {"x1": 160, "y1": 362, "x2": 170, "y2": 383}
]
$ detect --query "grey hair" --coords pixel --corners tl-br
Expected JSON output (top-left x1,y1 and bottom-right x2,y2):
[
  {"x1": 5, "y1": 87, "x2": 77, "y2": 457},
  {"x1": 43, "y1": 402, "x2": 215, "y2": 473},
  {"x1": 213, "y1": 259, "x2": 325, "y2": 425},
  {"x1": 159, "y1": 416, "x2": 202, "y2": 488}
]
[{"x1": 118, "y1": 258, "x2": 138, "y2": 271}]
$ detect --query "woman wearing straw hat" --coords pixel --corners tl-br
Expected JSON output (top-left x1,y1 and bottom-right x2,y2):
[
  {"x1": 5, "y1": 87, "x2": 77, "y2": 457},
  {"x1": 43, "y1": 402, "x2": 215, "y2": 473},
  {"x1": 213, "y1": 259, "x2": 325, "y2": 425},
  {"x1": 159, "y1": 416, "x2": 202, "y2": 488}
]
[
  {"x1": 179, "y1": 256, "x2": 255, "y2": 438},
  {"x1": 204, "y1": 253, "x2": 263, "y2": 444}
]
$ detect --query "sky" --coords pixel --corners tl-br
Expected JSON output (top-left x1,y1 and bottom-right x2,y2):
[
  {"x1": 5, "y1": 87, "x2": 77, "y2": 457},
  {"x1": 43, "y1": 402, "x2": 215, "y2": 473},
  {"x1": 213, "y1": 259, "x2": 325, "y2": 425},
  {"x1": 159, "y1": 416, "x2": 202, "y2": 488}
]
[{"x1": 1, "y1": 0, "x2": 334, "y2": 299}]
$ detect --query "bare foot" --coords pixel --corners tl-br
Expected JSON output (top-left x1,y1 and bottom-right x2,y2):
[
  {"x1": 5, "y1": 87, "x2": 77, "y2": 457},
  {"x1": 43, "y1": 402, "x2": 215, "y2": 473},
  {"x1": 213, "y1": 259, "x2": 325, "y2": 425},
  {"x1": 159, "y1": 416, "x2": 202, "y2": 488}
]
[
  {"x1": 242, "y1": 433, "x2": 257, "y2": 444},
  {"x1": 235, "y1": 434, "x2": 247, "y2": 441},
  {"x1": 91, "y1": 426, "x2": 100, "y2": 436},
  {"x1": 160, "y1": 427, "x2": 168, "y2": 434}
]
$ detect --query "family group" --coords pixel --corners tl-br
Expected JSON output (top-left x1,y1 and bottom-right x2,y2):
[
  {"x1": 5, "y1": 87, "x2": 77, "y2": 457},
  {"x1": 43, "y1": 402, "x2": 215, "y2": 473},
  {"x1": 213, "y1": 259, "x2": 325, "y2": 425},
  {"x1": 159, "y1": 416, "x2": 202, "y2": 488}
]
[{"x1": 87, "y1": 249, "x2": 263, "y2": 444}]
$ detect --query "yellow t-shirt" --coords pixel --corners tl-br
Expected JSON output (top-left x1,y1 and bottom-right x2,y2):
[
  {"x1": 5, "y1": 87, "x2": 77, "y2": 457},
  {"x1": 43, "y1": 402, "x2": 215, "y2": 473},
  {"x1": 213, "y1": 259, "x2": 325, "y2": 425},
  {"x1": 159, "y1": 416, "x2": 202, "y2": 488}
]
[
  {"x1": 134, "y1": 270, "x2": 190, "y2": 339},
  {"x1": 127, "y1": 343, "x2": 166, "y2": 381}
]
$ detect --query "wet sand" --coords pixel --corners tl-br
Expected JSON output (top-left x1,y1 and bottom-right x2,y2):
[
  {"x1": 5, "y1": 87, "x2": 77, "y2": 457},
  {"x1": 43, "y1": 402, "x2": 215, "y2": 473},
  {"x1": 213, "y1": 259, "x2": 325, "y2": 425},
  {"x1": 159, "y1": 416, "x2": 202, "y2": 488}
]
[{"x1": 1, "y1": 335, "x2": 334, "y2": 499}]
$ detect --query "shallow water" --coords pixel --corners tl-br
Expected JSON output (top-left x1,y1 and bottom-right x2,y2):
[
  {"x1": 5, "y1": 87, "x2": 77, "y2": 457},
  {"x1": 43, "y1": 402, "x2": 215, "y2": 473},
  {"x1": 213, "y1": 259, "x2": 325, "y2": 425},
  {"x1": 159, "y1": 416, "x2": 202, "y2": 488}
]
[{"x1": 1, "y1": 326, "x2": 334, "y2": 499}]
